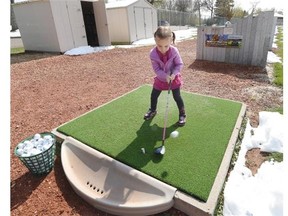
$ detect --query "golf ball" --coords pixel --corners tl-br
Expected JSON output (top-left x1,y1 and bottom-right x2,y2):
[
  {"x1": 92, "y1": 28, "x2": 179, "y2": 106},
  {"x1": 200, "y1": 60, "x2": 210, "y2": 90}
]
[
  {"x1": 141, "y1": 148, "x2": 145, "y2": 154},
  {"x1": 170, "y1": 130, "x2": 179, "y2": 138}
]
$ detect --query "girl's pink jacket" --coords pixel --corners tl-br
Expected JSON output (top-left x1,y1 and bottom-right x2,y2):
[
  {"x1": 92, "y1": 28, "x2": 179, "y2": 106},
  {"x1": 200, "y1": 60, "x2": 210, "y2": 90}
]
[{"x1": 149, "y1": 45, "x2": 184, "y2": 90}]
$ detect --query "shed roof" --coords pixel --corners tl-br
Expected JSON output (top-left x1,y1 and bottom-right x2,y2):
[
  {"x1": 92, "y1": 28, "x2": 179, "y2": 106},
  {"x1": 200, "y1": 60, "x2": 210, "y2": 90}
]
[
  {"x1": 274, "y1": 12, "x2": 283, "y2": 18},
  {"x1": 105, "y1": 0, "x2": 138, "y2": 9}
]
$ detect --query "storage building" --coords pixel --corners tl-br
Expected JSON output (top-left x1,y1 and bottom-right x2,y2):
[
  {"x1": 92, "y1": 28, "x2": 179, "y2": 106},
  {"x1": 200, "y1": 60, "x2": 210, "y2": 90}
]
[
  {"x1": 12, "y1": 0, "x2": 110, "y2": 53},
  {"x1": 106, "y1": 0, "x2": 157, "y2": 44}
]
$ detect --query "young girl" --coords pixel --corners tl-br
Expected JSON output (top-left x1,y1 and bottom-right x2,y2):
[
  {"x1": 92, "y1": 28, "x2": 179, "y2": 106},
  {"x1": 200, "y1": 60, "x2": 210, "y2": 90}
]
[{"x1": 144, "y1": 26, "x2": 186, "y2": 126}]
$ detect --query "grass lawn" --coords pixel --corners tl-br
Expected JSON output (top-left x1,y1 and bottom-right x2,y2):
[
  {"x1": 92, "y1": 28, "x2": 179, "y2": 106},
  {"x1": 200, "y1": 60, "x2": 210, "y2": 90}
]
[{"x1": 57, "y1": 85, "x2": 243, "y2": 202}]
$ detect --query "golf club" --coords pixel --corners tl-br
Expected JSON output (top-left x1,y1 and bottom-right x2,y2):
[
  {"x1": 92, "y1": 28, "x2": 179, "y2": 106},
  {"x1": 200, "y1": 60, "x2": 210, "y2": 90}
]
[{"x1": 154, "y1": 72, "x2": 173, "y2": 155}]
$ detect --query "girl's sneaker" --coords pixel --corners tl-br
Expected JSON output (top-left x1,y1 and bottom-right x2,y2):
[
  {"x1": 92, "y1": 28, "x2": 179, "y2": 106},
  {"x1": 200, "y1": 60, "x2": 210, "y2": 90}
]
[
  {"x1": 144, "y1": 109, "x2": 157, "y2": 120},
  {"x1": 178, "y1": 114, "x2": 186, "y2": 126}
]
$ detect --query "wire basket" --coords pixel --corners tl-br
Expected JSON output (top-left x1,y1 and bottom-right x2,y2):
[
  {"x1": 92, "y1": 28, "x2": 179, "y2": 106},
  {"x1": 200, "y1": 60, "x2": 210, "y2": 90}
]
[{"x1": 14, "y1": 132, "x2": 56, "y2": 175}]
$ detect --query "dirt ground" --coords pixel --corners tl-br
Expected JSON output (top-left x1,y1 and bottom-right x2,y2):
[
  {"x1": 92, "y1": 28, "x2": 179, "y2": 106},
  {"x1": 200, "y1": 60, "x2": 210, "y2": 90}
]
[{"x1": 10, "y1": 38, "x2": 283, "y2": 215}]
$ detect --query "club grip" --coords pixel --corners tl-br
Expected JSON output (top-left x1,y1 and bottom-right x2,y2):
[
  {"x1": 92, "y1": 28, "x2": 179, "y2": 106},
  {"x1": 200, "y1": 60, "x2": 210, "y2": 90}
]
[{"x1": 167, "y1": 70, "x2": 173, "y2": 94}]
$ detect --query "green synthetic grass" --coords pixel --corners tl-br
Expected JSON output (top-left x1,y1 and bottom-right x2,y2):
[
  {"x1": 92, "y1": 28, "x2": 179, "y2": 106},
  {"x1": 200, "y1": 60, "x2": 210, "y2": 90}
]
[
  {"x1": 273, "y1": 26, "x2": 283, "y2": 87},
  {"x1": 57, "y1": 85, "x2": 243, "y2": 202},
  {"x1": 11, "y1": 47, "x2": 25, "y2": 54}
]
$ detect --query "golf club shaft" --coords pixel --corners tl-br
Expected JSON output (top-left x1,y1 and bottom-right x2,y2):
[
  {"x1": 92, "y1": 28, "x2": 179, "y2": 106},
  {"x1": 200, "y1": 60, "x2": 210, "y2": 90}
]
[{"x1": 162, "y1": 73, "x2": 173, "y2": 145}]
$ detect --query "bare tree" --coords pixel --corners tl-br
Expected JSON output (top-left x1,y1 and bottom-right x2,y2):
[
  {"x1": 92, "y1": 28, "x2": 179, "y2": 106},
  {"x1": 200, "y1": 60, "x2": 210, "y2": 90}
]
[
  {"x1": 250, "y1": 1, "x2": 260, "y2": 15},
  {"x1": 193, "y1": 0, "x2": 205, "y2": 25},
  {"x1": 162, "y1": 0, "x2": 176, "y2": 10},
  {"x1": 202, "y1": 0, "x2": 215, "y2": 19},
  {"x1": 175, "y1": 0, "x2": 191, "y2": 12}
]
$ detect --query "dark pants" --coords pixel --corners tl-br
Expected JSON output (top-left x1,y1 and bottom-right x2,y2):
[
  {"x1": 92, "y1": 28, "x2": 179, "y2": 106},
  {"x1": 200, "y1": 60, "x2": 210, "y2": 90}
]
[{"x1": 150, "y1": 87, "x2": 185, "y2": 115}]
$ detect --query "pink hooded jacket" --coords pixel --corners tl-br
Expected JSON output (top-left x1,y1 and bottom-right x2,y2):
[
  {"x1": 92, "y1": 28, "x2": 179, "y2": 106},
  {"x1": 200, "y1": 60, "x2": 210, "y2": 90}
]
[{"x1": 150, "y1": 45, "x2": 184, "y2": 90}]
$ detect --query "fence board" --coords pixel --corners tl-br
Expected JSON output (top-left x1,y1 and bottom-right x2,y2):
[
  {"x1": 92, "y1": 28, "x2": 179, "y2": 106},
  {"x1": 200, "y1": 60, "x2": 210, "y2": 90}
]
[{"x1": 196, "y1": 11, "x2": 276, "y2": 67}]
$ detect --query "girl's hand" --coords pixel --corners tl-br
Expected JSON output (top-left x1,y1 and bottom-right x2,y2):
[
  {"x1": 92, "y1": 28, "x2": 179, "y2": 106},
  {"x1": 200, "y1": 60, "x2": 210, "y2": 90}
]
[
  {"x1": 170, "y1": 74, "x2": 176, "y2": 81},
  {"x1": 166, "y1": 74, "x2": 176, "y2": 83}
]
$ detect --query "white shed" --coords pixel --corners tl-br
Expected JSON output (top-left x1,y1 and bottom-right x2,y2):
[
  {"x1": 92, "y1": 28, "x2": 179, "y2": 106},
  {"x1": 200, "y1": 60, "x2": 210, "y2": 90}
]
[
  {"x1": 105, "y1": 0, "x2": 157, "y2": 44},
  {"x1": 12, "y1": 0, "x2": 110, "y2": 53}
]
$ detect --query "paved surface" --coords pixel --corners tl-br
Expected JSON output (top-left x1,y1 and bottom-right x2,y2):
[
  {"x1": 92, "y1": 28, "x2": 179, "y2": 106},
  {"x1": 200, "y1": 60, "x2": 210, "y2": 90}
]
[{"x1": 11, "y1": 37, "x2": 24, "y2": 48}]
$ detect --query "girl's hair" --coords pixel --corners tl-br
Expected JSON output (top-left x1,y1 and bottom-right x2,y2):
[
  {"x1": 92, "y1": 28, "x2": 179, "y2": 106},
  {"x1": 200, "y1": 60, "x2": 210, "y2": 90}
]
[{"x1": 154, "y1": 26, "x2": 176, "y2": 44}]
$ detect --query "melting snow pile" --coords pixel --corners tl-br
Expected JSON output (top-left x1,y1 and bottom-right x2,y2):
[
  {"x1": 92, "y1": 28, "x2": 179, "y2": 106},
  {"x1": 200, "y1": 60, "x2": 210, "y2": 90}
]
[{"x1": 223, "y1": 111, "x2": 285, "y2": 216}]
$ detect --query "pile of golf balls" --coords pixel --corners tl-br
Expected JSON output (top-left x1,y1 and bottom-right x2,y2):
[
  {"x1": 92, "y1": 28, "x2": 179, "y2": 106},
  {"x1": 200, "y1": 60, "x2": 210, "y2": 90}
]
[{"x1": 15, "y1": 133, "x2": 55, "y2": 157}]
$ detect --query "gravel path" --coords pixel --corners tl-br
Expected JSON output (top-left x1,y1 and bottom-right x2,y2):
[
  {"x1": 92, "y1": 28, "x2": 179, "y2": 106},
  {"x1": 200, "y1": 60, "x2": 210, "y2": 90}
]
[{"x1": 11, "y1": 38, "x2": 283, "y2": 215}]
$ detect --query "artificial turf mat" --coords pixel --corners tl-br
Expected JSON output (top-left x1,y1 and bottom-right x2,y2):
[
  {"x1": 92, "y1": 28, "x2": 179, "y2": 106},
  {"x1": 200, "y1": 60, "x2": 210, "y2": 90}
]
[{"x1": 57, "y1": 85, "x2": 243, "y2": 202}]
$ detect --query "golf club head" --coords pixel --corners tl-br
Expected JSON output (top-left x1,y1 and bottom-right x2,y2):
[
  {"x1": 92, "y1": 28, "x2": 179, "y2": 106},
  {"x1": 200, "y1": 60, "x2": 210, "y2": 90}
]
[{"x1": 154, "y1": 145, "x2": 165, "y2": 155}]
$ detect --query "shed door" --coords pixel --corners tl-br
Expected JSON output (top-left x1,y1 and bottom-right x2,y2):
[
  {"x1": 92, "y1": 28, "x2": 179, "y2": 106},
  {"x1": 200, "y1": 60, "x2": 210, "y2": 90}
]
[
  {"x1": 134, "y1": 7, "x2": 145, "y2": 40},
  {"x1": 81, "y1": 1, "x2": 99, "y2": 46},
  {"x1": 65, "y1": 1, "x2": 87, "y2": 47},
  {"x1": 134, "y1": 7, "x2": 153, "y2": 40},
  {"x1": 144, "y1": 8, "x2": 153, "y2": 38}
]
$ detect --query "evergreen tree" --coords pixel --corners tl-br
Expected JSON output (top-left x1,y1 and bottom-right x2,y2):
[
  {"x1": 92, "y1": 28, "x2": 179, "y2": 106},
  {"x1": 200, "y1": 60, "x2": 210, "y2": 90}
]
[
  {"x1": 147, "y1": 0, "x2": 165, "y2": 7},
  {"x1": 233, "y1": 6, "x2": 249, "y2": 18},
  {"x1": 214, "y1": 0, "x2": 234, "y2": 20}
]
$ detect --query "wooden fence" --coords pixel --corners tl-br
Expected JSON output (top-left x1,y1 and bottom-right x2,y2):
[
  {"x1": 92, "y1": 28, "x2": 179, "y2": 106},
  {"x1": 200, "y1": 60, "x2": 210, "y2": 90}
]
[{"x1": 196, "y1": 11, "x2": 277, "y2": 67}]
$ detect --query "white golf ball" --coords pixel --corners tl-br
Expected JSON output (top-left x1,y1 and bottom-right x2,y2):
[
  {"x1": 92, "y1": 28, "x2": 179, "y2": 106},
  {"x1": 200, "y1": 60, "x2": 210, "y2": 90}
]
[
  {"x1": 16, "y1": 148, "x2": 24, "y2": 156},
  {"x1": 17, "y1": 142, "x2": 25, "y2": 149},
  {"x1": 34, "y1": 133, "x2": 41, "y2": 140},
  {"x1": 170, "y1": 130, "x2": 179, "y2": 138},
  {"x1": 141, "y1": 148, "x2": 145, "y2": 154}
]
